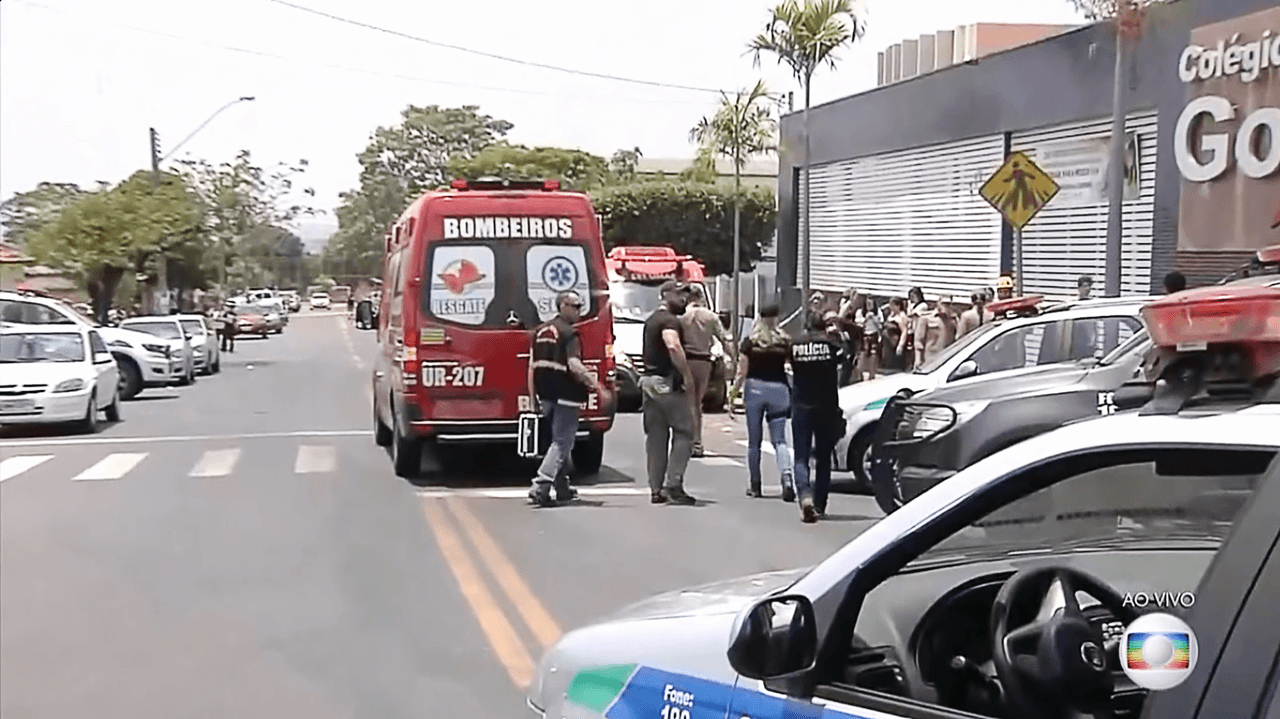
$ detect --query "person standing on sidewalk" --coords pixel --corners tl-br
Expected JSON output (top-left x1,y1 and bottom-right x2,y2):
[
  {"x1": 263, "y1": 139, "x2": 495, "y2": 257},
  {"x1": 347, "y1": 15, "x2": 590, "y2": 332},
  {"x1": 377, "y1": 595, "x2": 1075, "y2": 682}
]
[
  {"x1": 527, "y1": 291, "x2": 611, "y2": 508},
  {"x1": 729, "y1": 303, "x2": 795, "y2": 500},
  {"x1": 790, "y1": 313, "x2": 845, "y2": 523},
  {"x1": 641, "y1": 280, "x2": 698, "y2": 505},
  {"x1": 681, "y1": 285, "x2": 731, "y2": 458},
  {"x1": 956, "y1": 291, "x2": 992, "y2": 339}
]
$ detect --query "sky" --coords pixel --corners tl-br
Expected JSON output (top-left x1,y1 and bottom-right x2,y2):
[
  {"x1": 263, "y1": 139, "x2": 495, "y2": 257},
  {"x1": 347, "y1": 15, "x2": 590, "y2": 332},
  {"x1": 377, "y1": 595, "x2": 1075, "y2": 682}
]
[{"x1": 0, "y1": 0, "x2": 1087, "y2": 241}]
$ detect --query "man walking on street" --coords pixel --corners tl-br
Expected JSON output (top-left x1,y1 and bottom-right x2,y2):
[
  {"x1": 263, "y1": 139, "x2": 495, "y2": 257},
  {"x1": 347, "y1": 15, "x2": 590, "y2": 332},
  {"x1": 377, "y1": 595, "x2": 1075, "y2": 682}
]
[
  {"x1": 791, "y1": 313, "x2": 845, "y2": 523},
  {"x1": 527, "y1": 291, "x2": 611, "y2": 508},
  {"x1": 641, "y1": 280, "x2": 697, "y2": 505},
  {"x1": 681, "y1": 285, "x2": 731, "y2": 458},
  {"x1": 218, "y1": 304, "x2": 238, "y2": 353},
  {"x1": 956, "y1": 291, "x2": 991, "y2": 339},
  {"x1": 914, "y1": 295, "x2": 956, "y2": 367}
]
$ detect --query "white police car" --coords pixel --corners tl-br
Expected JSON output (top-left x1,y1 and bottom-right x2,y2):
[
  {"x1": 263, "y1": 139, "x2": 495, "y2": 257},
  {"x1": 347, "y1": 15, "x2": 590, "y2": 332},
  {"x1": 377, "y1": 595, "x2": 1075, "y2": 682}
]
[{"x1": 527, "y1": 284, "x2": 1280, "y2": 719}]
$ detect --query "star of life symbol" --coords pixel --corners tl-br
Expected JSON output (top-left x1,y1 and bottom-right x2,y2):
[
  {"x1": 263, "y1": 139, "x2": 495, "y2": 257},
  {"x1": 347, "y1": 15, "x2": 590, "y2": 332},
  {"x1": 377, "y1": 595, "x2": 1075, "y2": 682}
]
[
  {"x1": 1097, "y1": 391, "x2": 1117, "y2": 415},
  {"x1": 542, "y1": 256, "x2": 578, "y2": 292}
]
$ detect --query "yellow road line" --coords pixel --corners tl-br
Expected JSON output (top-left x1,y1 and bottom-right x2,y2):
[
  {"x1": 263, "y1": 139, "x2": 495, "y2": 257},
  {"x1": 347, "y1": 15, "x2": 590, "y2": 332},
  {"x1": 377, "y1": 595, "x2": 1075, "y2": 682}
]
[
  {"x1": 421, "y1": 498, "x2": 535, "y2": 687},
  {"x1": 446, "y1": 497, "x2": 563, "y2": 650}
]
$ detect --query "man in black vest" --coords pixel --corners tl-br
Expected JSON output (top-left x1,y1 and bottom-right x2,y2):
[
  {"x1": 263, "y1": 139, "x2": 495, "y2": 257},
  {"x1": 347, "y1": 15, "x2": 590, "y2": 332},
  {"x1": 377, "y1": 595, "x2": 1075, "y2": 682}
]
[{"x1": 527, "y1": 291, "x2": 610, "y2": 507}]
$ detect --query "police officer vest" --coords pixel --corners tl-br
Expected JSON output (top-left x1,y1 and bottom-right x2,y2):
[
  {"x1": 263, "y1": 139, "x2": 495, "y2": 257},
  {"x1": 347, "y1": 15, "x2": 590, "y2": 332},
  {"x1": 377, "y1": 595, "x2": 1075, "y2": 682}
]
[{"x1": 532, "y1": 318, "x2": 588, "y2": 406}]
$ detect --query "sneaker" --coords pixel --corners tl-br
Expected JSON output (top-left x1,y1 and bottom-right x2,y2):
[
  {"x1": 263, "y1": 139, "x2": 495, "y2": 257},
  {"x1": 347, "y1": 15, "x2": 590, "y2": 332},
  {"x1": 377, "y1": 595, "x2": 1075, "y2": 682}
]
[
  {"x1": 651, "y1": 492, "x2": 669, "y2": 504},
  {"x1": 746, "y1": 486, "x2": 763, "y2": 498},
  {"x1": 815, "y1": 509, "x2": 827, "y2": 520},
  {"x1": 530, "y1": 484, "x2": 555, "y2": 508},
  {"x1": 800, "y1": 496, "x2": 817, "y2": 523},
  {"x1": 556, "y1": 486, "x2": 578, "y2": 503},
  {"x1": 662, "y1": 488, "x2": 697, "y2": 505},
  {"x1": 691, "y1": 445, "x2": 704, "y2": 458},
  {"x1": 781, "y1": 483, "x2": 796, "y2": 503}
]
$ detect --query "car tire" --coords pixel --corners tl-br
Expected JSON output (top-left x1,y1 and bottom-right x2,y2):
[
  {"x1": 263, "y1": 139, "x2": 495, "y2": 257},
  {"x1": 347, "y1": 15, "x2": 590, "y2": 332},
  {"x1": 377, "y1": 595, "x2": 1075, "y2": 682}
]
[
  {"x1": 390, "y1": 410, "x2": 421, "y2": 478},
  {"x1": 849, "y1": 427, "x2": 876, "y2": 490},
  {"x1": 211, "y1": 358, "x2": 221, "y2": 374},
  {"x1": 374, "y1": 401, "x2": 393, "y2": 447},
  {"x1": 115, "y1": 356, "x2": 143, "y2": 400},
  {"x1": 78, "y1": 393, "x2": 99, "y2": 434},
  {"x1": 571, "y1": 433, "x2": 605, "y2": 476},
  {"x1": 104, "y1": 390, "x2": 122, "y2": 423}
]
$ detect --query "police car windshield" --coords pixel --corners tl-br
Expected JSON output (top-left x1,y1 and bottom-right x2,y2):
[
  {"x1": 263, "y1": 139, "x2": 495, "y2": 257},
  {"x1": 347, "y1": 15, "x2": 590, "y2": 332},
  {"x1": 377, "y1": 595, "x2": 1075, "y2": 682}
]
[
  {"x1": 911, "y1": 450, "x2": 1271, "y2": 566},
  {"x1": 0, "y1": 332, "x2": 85, "y2": 362},
  {"x1": 610, "y1": 281, "x2": 662, "y2": 323},
  {"x1": 914, "y1": 321, "x2": 1001, "y2": 374},
  {"x1": 1098, "y1": 329, "x2": 1150, "y2": 366}
]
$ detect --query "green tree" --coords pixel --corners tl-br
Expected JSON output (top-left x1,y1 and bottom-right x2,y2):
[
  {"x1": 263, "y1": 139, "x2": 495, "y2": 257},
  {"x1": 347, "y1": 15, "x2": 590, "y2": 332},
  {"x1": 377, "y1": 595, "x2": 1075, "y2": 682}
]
[
  {"x1": 750, "y1": 0, "x2": 864, "y2": 298},
  {"x1": 0, "y1": 182, "x2": 91, "y2": 248},
  {"x1": 450, "y1": 143, "x2": 610, "y2": 190},
  {"x1": 177, "y1": 150, "x2": 316, "y2": 291},
  {"x1": 593, "y1": 180, "x2": 776, "y2": 277},
  {"x1": 26, "y1": 172, "x2": 201, "y2": 322},
  {"x1": 607, "y1": 147, "x2": 644, "y2": 185},
  {"x1": 690, "y1": 79, "x2": 778, "y2": 358}
]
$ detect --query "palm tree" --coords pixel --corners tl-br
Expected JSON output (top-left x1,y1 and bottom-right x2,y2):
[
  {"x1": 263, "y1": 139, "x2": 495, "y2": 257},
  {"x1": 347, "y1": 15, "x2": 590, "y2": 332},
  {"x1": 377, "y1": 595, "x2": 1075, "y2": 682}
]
[
  {"x1": 749, "y1": 0, "x2": 864, "y2": 306},
  {"x1": 690, "y1": 79, "x2": 778, "y2": 365}
]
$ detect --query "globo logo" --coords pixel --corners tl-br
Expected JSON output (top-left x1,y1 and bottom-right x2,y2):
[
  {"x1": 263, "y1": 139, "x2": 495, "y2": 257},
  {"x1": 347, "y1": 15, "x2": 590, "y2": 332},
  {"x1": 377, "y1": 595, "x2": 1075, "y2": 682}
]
[{"x1": 1175, "y1": 95, "x2": 1280, "y2": 182}]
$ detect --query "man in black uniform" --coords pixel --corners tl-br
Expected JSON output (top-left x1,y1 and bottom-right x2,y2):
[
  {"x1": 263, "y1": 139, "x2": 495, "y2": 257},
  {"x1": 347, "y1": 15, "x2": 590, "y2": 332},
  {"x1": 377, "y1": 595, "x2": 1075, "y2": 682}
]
[
  {"x1": 641, "y1": 279, "x2": 697, "y2": 505},
  {"x1": 790, "y1": 313, "x2": 846, "y2": 523},
  {"x1": 527, "y1": 291, "x2": 610, "y2": 508}
]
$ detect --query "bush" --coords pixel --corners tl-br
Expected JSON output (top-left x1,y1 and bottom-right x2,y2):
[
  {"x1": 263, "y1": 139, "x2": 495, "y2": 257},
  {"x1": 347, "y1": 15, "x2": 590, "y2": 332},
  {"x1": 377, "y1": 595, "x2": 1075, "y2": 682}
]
[{"x1": 592, "y1": 180, "x2": 776, "y2": 277}]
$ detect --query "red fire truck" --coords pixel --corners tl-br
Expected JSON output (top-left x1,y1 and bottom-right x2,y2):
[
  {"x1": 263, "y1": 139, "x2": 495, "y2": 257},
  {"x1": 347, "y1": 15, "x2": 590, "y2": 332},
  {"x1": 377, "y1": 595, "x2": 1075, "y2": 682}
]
[{"x1": 604, "y1": 245, "x2": 727, "y2": 412}]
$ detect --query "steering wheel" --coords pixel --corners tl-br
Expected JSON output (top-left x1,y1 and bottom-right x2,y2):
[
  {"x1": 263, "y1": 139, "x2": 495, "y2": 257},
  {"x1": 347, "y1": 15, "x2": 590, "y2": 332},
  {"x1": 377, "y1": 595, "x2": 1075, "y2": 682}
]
[{"x1": 991, "y1": 566, "x2": 1141, "y2": 718}]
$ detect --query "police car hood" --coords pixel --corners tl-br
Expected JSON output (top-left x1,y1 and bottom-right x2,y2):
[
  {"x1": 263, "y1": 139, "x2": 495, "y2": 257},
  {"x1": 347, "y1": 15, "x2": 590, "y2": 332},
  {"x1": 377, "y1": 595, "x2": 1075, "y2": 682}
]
[
  {"x1": 530, "y1": 568, "x2": 810, "y2": 711},
  {"x1": 910, "y1": 361, "x2": 1092, "y2": 405}
]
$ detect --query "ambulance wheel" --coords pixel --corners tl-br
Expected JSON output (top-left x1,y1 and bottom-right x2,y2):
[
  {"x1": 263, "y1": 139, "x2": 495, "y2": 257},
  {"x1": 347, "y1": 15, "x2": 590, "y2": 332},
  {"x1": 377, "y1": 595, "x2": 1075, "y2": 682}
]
[
  {"x1": 571, "y1": 433, "x2": 605, "y2": 476},
  {"x1": 391, "y1": 413, "x2": 421, "y2": 478},
  {"x1": 374, "y1": 402, "x2": 392, "y2": 447}
]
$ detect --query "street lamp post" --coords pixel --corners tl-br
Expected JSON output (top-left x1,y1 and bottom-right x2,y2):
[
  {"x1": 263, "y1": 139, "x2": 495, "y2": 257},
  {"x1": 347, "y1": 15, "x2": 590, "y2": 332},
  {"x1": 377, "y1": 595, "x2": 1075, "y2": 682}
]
[{"x1": 149, "y1": 96, "x2": 255, "y2": 313}]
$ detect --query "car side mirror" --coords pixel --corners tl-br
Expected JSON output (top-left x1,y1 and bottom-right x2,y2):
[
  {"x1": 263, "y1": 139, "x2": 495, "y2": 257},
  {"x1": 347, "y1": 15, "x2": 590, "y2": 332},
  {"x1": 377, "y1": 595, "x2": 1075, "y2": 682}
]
[
  {"x1": 726, "y1": 594, "x2": 818, "y2": 680},
  {"x1": 949, "y1": 359, "x2": 979, "y2": 381},
  {"x1": 94, "y1": 352, "x2": 114, "y2": 365}
]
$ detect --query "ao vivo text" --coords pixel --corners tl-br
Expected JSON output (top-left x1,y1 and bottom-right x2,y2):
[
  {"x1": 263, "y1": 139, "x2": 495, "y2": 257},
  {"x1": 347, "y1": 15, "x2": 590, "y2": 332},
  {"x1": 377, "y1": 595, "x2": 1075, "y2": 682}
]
[{"x1": 1121, "y1": 591, "x2": 1196, "y2": 609}]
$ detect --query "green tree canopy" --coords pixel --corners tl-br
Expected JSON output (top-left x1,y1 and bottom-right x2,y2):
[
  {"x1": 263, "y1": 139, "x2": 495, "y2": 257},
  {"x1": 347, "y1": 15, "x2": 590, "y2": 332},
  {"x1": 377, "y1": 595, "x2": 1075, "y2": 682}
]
[
  {"x1": 1, "y1": 182, "x2": 91, "y2": 248},
  {"x1": 593, "y1": 181, "x2": 777, "y2": 277},
  {"x1": 25, "y1": 171, "x2": 201, "y2": 321},
  {"x1": 449, "y1": 143, "x2": 610, "y2": 190}
]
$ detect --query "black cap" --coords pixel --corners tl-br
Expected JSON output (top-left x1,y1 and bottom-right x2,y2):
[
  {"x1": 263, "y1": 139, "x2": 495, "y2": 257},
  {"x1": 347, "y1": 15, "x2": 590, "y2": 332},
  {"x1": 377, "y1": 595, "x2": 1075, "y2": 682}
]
[{"x1": 659, "y1": 279, "x2": 691, "y2": 294}]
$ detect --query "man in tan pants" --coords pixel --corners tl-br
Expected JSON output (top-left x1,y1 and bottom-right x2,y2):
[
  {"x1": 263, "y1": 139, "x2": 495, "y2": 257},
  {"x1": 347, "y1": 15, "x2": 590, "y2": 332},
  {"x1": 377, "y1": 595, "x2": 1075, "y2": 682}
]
[{"x1": 681, "y1": 285, "x2": 731, "y2": 457}]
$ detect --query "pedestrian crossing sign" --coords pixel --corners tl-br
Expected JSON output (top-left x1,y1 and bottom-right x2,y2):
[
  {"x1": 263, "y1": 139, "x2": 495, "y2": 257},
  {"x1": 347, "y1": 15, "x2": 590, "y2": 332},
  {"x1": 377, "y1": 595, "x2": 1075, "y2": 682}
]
[{"x1": 979, "y1": 151, "x2": 1060, "y2": 230}]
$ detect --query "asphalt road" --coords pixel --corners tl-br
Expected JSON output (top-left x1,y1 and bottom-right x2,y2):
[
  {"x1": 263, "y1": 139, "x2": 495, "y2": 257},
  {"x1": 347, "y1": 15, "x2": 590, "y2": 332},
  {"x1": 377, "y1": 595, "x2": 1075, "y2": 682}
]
[{"x1": 0, "y1": 311, "x2": 882, "y2": 719}]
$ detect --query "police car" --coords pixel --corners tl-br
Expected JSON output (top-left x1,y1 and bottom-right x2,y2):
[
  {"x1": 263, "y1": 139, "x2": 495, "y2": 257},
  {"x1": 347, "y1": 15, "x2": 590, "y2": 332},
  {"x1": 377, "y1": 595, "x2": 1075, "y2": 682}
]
[
  {"x1": 834, "y1": 295, "x2": 1151, "y2": 488},
  {"x1": 527, "y1": 283, "x2": 1280, "y2": 719}
]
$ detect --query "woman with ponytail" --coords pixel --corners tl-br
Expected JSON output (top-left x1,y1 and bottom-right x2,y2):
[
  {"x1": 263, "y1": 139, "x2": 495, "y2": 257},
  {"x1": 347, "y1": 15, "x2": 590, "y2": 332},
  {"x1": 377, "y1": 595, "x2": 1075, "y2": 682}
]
[{"x1": 729, "y1": 303, "x2": 795, "y2": 500}]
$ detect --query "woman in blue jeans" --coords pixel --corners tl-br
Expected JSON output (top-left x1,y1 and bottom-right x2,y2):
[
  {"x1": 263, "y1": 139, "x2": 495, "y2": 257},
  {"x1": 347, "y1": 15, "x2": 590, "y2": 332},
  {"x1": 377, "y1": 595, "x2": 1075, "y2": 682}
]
[{"x1": 729, "y1": 303, "x2": 795, "y2": 499}]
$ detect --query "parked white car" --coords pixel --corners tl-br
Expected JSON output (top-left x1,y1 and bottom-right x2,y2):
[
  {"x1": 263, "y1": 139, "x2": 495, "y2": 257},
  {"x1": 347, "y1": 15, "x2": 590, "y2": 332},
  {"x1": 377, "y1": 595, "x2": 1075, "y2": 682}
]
[
  {"x1": 175, "y1": 314, "x2": 220, "y2": 374},
  {"x1": 310, "y1": 293, "x2": 331, "y2": 310},
  {"x1": 0, "y1": 324, "x2": 121, "y2": 433},
  {"x1": 119, "y1": 317, "x2": 197, "y2": 386},
  {"x1": 0, "y1": 291, "x2": 180, "y2": 400}
]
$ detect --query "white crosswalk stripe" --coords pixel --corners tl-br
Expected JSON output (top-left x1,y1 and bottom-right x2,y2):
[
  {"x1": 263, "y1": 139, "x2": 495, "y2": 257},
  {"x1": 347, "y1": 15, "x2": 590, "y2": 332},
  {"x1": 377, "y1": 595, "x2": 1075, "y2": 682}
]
[
  {"x1": 190, "y1": 449, "x2": 241, "y2": 477},
  {"x1": 735, "y1": 439, "x2": 776, "y2": 455},
  {"x1": 73, "y1": 453, "x2": 147, "y2": 481},
  {"x1": 0, "y1": 455, "x2": 53, "y2": 482},
  {"x1": 294, "y1": 445, "x2": 336, "y2": 474}
]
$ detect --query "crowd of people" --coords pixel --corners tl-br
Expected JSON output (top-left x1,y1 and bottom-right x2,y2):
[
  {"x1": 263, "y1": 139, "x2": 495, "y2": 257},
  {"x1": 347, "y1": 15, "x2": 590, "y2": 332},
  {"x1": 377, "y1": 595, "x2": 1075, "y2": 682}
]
[{"x1": 524, "y1": 268, "x2": 1194, "y2": 518}]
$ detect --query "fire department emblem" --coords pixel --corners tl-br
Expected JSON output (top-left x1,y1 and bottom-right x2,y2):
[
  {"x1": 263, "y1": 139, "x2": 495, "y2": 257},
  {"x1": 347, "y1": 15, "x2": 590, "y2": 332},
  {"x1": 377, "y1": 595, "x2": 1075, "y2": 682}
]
[{"x1": 438, "y1": 259, "x2": 485, "y2": 294}]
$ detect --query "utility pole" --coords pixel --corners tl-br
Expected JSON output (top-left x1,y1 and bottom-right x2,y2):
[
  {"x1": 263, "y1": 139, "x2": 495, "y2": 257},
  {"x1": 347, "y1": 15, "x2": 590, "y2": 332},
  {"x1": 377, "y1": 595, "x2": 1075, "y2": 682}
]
[{"x1": 149, "y1": 127, "x2": 170, "y2": 314}]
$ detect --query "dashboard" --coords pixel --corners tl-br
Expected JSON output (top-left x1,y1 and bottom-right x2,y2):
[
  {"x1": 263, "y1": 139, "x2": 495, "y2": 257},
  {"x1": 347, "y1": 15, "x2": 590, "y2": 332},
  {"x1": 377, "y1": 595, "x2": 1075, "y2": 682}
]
[{"x1": 849, "y1": 550, "x2": 1213, "y2": 713}]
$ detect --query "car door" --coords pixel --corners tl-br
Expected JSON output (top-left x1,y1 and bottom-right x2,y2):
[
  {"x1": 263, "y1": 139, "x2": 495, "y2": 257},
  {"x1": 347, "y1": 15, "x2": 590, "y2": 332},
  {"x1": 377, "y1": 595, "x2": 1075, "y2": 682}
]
[{"x1": 88, "y1": 330, "x2": 117, "y2": 400}]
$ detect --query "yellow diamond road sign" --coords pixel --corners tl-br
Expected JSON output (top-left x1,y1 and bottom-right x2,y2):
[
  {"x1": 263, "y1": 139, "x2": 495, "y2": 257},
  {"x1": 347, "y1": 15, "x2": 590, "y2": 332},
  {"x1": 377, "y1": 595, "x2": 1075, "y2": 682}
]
[{"x1": 979, "y1": 151, "x2": 1060, "y2": 230}]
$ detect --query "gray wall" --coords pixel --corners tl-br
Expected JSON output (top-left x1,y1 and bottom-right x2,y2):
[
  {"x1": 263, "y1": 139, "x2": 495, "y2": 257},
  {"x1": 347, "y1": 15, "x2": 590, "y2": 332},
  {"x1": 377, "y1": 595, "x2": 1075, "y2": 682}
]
[{"x1": 776, "y1": 0, "x2": 1279, "y2": 293}]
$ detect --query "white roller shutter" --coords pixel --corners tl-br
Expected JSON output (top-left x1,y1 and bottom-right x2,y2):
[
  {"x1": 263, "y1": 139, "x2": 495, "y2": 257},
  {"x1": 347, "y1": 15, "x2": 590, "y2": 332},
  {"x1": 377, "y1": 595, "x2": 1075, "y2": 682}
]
[
  {"x1": 1010, "y1": 111, "x2": 1157, "y2": 297},
  {"x1": 798, "y1": 135, "x2": 1005, "y2": 299}
]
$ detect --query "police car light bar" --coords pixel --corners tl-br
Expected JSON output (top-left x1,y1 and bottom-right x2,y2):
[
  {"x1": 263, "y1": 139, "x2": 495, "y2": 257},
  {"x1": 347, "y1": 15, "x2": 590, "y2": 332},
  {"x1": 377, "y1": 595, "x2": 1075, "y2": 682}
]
[
  {"x1": 1142, "y1": 285, "x2": 1280, "y2": 348},
  {"x1": 985, "y1": 294, "x2": 1044, "y2": 317},
  {"x1": 449, "y1": 178, "x2": 562, "y2": 191}
]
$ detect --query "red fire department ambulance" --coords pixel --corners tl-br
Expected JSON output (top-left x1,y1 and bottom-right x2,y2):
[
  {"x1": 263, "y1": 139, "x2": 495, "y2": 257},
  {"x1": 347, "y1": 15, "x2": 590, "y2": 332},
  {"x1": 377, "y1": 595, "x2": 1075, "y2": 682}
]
[{"x1": 370, "y1": 178, "x2": 616, "y2": 478}]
